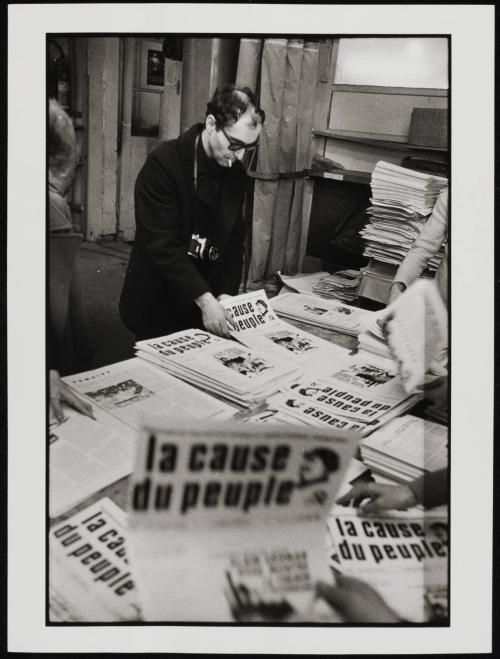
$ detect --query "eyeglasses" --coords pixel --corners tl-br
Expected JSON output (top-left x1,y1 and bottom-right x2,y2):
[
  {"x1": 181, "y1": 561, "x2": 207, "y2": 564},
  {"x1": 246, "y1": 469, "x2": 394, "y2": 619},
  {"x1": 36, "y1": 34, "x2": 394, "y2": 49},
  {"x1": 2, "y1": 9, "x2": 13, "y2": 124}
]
[{"x1": 220, "y1": 126, "x2": 260, "y2": 152}]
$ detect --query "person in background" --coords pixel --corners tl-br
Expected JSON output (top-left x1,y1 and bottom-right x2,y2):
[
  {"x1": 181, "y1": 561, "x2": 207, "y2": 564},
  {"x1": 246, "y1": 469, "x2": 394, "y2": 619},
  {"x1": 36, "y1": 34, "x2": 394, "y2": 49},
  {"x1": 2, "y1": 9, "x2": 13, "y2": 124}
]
[
  {"x1": 48, "y1": 98, "x2": 94, "y2": 422},
  {"x1": 120, "y1": 85, "x2": 265, "y2": 341},
  {"x1": 388, "y1": 187, "x2": 448, "y2": 306}
]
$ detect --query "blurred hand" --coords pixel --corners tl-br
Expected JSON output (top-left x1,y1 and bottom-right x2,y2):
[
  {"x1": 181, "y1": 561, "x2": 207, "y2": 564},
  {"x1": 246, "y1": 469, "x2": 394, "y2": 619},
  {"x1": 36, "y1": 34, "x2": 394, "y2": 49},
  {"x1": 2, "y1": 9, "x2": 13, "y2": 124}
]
[
  {"x1": 195, "y1": 292, "x2": 236, "y2": 338},
  {"x1": 387, "y1": 282, "x2": 405, "y2": 305},
  {"x1": 315, "y1": 575, "x2": 401, "y2": 623},
  {"x1": 336, "y1": 481, "x2": 417, "y2": 513},
  {"x1": 49, "y1": 369, "x2": 95, "y2": 423}
]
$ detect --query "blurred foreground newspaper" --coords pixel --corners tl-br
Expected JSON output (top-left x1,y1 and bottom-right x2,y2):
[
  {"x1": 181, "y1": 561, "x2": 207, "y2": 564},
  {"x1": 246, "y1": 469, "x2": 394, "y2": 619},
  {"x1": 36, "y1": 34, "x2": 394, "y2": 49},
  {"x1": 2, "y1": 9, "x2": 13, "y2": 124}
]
[{"x1": 127, "y1": 422, "x2": 359, "y2": 622}]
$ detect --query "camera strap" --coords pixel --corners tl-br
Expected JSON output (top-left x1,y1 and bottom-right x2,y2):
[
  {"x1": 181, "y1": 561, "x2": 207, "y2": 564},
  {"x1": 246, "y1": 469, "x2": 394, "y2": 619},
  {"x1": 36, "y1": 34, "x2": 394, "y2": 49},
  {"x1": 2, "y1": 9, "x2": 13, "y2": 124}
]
[{"x1": 193, "y1": 133, "x2": 200, "y2": 194}]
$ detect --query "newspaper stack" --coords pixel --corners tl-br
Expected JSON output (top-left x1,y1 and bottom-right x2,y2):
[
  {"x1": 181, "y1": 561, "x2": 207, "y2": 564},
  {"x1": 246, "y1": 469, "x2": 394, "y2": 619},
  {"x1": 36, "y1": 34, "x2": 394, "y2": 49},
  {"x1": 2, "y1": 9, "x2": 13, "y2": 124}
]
[
  {"x1": 222, "y1": 290, "x2": 349, "y2": 370},
  {"x1": 359, "y1": 415, "x2": 448, "y2": 483},
  {"x1": 135, "y1": 329, "x2": 301, "y2": 407},
  {"x1": 278, "y1": 270, "x2": 360, "y2": 303},
  {"x1": 272, "y1": 292, "x2": 371, "y2": 337},
  {"x1": 360, "y1": 161, "x2": 448, "y2": 267},
  {"x1": 327, "y1": 507, "x2": 448, "y2": 622},
  {"x1": 266, "y1": 352, "x2": 422, "y2": 437},
  {"x1": 311, "y1": 270, "x2": 361, "y2": 302}
]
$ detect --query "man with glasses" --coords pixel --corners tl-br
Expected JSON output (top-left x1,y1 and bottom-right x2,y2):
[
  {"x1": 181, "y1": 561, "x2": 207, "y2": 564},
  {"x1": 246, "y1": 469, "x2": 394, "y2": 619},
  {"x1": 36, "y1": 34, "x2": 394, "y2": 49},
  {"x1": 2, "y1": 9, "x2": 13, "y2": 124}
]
[{"x1": 120, "y1": 84, "x2": 265, "y2": 341}]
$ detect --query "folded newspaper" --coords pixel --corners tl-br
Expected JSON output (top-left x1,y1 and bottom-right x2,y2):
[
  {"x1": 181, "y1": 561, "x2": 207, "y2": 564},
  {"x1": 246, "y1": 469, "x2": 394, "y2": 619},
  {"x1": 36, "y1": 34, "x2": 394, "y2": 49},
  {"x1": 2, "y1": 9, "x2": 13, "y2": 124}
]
[
  {"x1": 49, "y1": 497, "x2": 141, "y2": 622},
  {"x1": 272, "y1": 292, "x2": 371, "y2": 336},
  {"x1": 266, "y1": 352, "x2": 421, "y2": 437},
  {"x1": 277, "y1": 270, "x2": 361, "y2": 303},
  {"x1": 327, "y1": 506, "x2": 448, "y2": 623},
  {"x1": 222, "y1": 290, "x2": 348, "y2": 370},
  {"x1": 127, "y1": 421, "x2": 359, "y2": 622},
  {"x1": 50, "y1": 358, "x2": 234, "y2": 518}
]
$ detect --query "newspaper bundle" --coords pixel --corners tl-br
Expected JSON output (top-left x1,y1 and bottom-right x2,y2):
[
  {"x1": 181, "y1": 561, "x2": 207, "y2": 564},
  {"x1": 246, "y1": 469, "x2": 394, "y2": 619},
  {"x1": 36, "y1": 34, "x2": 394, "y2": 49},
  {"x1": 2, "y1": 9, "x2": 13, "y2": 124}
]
[
  {"x1": 49, "y1": 497, "x2": 141, "y2": 622},
  {"x1": 327, "y1": 506, "x2": 448, "y2": 622},
  {"x1": 50, "y1": 358, "x2": 234, "y2": 518},
  {"x1": 359, "y1": 415, "x2": 448, "y2": 482},
  {"x1": 266, "y1": 352, "x2": 422, "y2": 437},
  {"x1": 135, "y1": 329, "x2": 301, "y2": 407},
  {"x1": 278, "y1": 270, "x2": 361, "y2": 303},
  {"x1": 222, "y1": 290, "x2": 349, "y2": 370},
  {"x1": 360, "y1": 161, "x2": 448, "y2": 267},
  {"x1": 272, "y1": 292, "x2": 370, "y2": 337},
  {"x1": 127, "y1": 421, "x2": 359, "y2": 622}
]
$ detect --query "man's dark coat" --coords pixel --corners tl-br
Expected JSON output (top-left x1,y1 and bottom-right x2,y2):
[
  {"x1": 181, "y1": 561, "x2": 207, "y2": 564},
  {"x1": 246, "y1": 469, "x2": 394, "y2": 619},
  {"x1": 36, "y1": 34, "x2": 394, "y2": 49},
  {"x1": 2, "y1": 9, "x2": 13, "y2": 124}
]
[{"x1": 120, "y1": 124, "x2": 247, "y2": 340}]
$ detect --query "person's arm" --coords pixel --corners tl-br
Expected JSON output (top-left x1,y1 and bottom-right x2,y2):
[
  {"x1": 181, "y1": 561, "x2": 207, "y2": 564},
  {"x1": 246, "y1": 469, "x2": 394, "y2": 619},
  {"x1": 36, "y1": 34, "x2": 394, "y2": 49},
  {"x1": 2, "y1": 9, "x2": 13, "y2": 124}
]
[
  {"x1": 389, "y1": 189, "x2": 448, "y2": 302},
  {"x1": 408, "y1": 467, "x2": 448, "y2": 509},
  {"x1": 49, "y1": 369, "x2": 94, "y2": 423}
]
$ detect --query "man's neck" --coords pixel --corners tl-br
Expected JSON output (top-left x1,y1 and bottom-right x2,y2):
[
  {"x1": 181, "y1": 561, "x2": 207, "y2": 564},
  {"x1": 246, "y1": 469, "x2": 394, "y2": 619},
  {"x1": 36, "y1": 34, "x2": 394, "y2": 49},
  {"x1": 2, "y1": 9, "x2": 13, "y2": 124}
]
[{"x1": 200, "y1": 129, "x2": 212, "y2": 159}]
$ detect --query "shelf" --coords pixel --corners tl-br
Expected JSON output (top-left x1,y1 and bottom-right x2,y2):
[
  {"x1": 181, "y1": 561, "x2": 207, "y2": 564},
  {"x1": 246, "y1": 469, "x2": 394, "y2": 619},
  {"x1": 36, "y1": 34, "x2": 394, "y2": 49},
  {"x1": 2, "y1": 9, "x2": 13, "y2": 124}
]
[
  {"x1": 308, "y1": 169, "x2": 371, "y2": 185},
  {"x1": 312, "y1": 128, "x2": 447, "y2": 153}
]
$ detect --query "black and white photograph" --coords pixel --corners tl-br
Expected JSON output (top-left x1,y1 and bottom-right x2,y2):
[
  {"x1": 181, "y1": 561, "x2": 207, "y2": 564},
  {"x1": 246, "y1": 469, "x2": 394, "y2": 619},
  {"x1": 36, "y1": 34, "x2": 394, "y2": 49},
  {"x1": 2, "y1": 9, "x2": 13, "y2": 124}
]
[{"x1": 5, "y1": 3, "x2": 495, "y2": 656}]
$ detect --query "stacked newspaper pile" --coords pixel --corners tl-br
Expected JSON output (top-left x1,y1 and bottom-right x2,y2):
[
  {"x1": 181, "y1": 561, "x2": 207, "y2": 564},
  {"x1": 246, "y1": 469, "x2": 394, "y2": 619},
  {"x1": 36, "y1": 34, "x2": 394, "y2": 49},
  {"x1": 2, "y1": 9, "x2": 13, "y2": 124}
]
[
  {"x1": 311, "y1": 270, "x2": 361, "y2": 302},
  {"x1": 222, "y1": 290, "x2": 349, "y2": 371},
  {"x1": 272, "y1": 292, "x2": 371, "y2": 337},
  {"x1": 266, "y1": 352, "x2": 422, "y2": 437},
  {"x1": 359, "y1": 415, "x2": 448, "y2": 482},
  {"x1": 360, "y1": 161, "x2": 448, "y2": 267},
  {"x1": 135, "y1": 329, "x2": 301, "y2": 407},
  {"x1": 278, "y1": 270, "x2": 360, "y2": 302}
]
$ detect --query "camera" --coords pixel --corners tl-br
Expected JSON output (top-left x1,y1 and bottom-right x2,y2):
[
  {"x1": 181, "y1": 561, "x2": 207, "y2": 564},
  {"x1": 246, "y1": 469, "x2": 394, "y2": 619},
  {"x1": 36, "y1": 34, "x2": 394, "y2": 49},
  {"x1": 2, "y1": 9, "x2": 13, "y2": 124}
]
[{"x1": 187, "y1": 233, "x2": 219, "y2": 262}]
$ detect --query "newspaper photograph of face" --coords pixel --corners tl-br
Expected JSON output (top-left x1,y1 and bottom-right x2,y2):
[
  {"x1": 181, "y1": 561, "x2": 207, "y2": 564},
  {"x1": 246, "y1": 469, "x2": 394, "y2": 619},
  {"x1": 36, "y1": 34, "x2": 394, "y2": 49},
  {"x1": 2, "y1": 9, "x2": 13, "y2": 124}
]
[
  {"x1": 214, "y1": 348, "x2": 271, "y2": 378},
  {"x1": 267, "y1": 331, "x2": 317, "y2": 354},
  {"x1": 84, "y1": 379, "x2": 154, "y2": 408}
]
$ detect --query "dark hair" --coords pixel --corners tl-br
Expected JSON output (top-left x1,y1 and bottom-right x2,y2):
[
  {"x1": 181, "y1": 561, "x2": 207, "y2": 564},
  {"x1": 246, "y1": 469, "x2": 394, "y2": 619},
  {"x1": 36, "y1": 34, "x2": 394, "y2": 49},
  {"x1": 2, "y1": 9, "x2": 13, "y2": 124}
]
[
  {"x1": 206, "y1": 84, "x2": 265, "y2": 128},
  {"x1": 304, "y1": 448, "x2": 339, "y2": 473}
]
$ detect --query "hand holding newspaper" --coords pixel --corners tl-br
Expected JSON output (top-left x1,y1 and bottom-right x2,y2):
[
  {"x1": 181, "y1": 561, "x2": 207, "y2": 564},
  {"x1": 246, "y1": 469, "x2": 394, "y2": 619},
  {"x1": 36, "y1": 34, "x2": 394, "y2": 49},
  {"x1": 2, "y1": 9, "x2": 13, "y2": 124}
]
[{"x1": 127, "y1": 421, "x2": 359, "y2": 622}]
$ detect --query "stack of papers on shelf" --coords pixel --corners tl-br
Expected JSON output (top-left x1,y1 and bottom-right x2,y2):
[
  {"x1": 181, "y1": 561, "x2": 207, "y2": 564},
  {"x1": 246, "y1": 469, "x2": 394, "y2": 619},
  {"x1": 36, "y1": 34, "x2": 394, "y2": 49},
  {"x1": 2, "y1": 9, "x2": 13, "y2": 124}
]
[
  {"x1": 278, "y1": 270, "x2": 361, "y2": 302},
  {"x1": 272, "y1": 292, "x2": 371, "y2": 337},
  {"x1": 360, "y1": 161, "x2": 448, "y2": 267},
  {"x1": 222, "y1": 290, "x2": 348, "y2": 370},
  {"x1": 311, "y1": 270, "x2": 361, "y2": 302},
  {"x1": 327, "y1": 507, "x2": 448, "y2": 623},
  {"x1": 127, "y1": 421, "x2": 358, "y2": 622},
  {"x1": 50, "y1": 358, "x2": 234, "y2": 518},
  {"x1": 49, "y1": 497, "x2": 141, "y2": 622},
  {"x1": 135, "y1": 329, "x2": 301, "y2": 407},
  {"x1": 266, "y1": 352, "x2": 422, "y2": 437},
  {"x1": 359, "y1": 414, "x2": 448, "y2": 482}
]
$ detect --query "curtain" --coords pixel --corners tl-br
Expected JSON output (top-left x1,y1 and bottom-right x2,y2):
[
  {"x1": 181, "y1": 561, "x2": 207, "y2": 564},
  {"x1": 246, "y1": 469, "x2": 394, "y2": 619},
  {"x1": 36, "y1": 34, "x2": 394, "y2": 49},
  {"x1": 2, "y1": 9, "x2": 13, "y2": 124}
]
[{"x1": 236, "y1": 38, "x2": 320, "y2": 293}]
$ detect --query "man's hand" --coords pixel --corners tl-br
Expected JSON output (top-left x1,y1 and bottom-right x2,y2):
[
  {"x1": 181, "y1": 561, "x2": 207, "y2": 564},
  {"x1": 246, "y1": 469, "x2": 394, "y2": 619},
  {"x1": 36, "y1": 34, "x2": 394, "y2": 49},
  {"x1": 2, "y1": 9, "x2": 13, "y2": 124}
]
[
  {"x1": 195, "y1": 292, "x2": 236, "y2": 338},
  {"x1": 336, "y1": 481, "x2": 418, "y2": 513},
  {"x1": 315, "y1": 575, "x2": 401, "y2": 623},
  {"x1": 49, "y1": 369, "x2": 95, "y2": 423},
  {"x1": 387, "y1": 281, "x2": 406, "y2": 305}
]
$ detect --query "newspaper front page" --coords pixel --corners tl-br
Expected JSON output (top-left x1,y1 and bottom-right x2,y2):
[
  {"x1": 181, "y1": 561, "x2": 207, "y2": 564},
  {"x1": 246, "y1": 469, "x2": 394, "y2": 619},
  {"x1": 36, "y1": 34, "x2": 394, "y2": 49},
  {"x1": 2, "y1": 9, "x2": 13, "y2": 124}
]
[
  {"x1": 127, "y1": 422, "x2": 359, "y2": 622},
  {"x1": 49, "y1": 497, "x2": 141, "y2": 622},
  {"x1": 327, "y1": 507, "x2": 448, "y2": 622}
]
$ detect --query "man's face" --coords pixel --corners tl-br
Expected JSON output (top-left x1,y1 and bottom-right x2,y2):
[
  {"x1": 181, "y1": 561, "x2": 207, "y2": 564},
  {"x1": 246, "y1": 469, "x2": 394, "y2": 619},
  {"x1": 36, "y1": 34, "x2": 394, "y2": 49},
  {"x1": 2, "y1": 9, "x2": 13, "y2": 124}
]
[
  {"x1": 205, "y1": 112, "x2": 262, "y2": 167},
  {"x1": 299, "y1": 454, "x2": 326, "y2": 484}
]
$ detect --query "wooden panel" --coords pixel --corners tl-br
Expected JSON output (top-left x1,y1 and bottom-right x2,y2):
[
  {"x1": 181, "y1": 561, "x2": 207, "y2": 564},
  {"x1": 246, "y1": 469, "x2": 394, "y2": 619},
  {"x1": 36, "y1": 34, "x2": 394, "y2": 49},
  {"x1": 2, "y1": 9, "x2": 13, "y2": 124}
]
[
  {"x1": 329, "y1": 90, "x2": 447, "y2": 140},
  {"x1": 87, "y1": 38, "x2": 120, "y2": 240}
]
